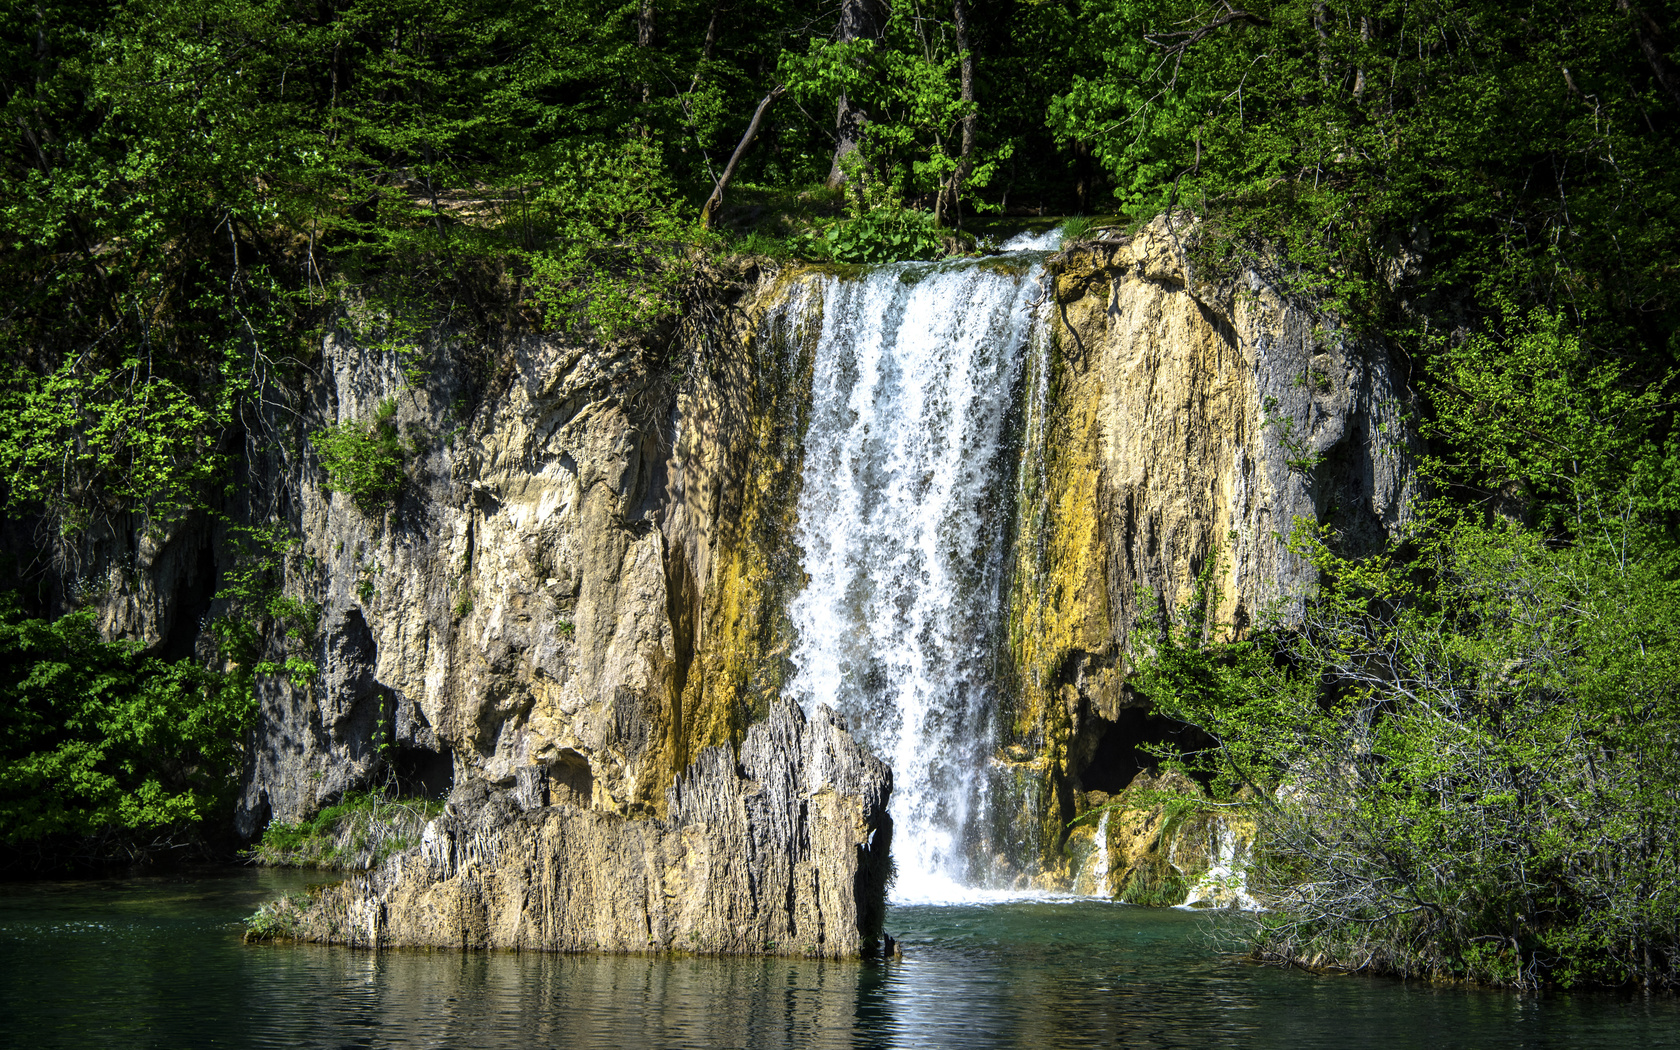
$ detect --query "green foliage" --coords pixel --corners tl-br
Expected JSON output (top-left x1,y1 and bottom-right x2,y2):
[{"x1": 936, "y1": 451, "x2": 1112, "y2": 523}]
[
  {"x1": 1260, "y1": 396, "x2": 1325, "y2": 475},
  {"x1": 244, "y1": 892, "x2": 312, "y2": 940},
  {"x1": 521, "y1": 140, "x2": 699, "y2": 344},
  {"x1": 1056, "y1": 215, "x2": 1101, "y2": 243},
  {"x1": 310, "y1": 399, "x2": 404, "y2": 513},
  {"x1": 0, "y1": 0, "x2": 723, "y2": 534},
  {"x1": 1135, "y1": 314, "x2": 1680, "y2": 989},
  {"x1": 0, "y1": 0, "x2": 301, "y2": 538},
  {"x1": 1046, "y1": 0, "x2": 1183, "y2": 215},
  {"x1": 781, "y1": 12, "x2": 1007, "y2": 211},
  {"x1": 1423, "y1": 307, "x2": 1680, "y2": 533},
  {"x1": 0, "y1": 354, "x2": 235, "y2": 537},
  {"x1": 209, "y1": 524, "x2": 321, "y2": 690},
  {"x1": 0, "y1": 595, "x2": 254, "y2": 855},
  {"x1": 250, "y1": 789, "x2": 442, "y2": 869},
  {"x1": 1142, "y1": 520, "x2": 1680, "y2": 988},
  {"x1": 806, "y1": 204, "x2": 951, "y2": 264},
  {"x1": 1053, "y1": 0, "x2": 1679, "y2": 362}
]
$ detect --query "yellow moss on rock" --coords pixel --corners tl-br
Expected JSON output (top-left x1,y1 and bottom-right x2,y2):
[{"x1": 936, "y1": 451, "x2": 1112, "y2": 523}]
[
  {"x1": 1000, "y1": 250, "x2": 1126, "y2": 873},
  {"x1": 665, "y1": 269, "x2": 824, "y2": 783}
]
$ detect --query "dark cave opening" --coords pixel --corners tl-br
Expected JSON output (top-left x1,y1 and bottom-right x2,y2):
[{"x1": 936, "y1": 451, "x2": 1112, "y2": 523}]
[
  {"x1": 390, "y1": 744, "x2": 454, "y2": 801},
  {"x1": 159, "y1": 542, "x2": 217, "y2": 662},
  {"x1": 1074, "y1": 706, "x2": 1218, "y2": 795}
]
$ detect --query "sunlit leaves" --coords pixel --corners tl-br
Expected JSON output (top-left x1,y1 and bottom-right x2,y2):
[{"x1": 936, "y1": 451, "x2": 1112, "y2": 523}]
[
  {"x1": 0, "y1": 597, "x2": 255, "y2": 847},
  {"x1": 521, "y1": 139, "x2": 698, "y2": 343}
]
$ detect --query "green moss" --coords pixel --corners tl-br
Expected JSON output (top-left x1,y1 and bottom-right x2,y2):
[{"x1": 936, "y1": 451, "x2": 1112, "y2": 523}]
[{"x1": 673, "y1": 272, "x2": 823, "y2": 772}]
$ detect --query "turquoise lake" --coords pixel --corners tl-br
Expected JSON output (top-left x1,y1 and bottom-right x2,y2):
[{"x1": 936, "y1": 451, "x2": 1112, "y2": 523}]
[{"x1": 1, "y1": 869, "x2": 1676, "y2": 1048}]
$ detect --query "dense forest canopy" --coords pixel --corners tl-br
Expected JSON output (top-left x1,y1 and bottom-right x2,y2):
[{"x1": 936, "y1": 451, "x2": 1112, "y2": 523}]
[{"x1": 2, "y1": 0, "x2": 1679, "y2": 988}]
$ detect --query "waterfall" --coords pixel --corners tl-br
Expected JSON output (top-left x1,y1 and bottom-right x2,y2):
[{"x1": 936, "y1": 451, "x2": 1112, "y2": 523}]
[
  {"x1": 789, "y1": 236, "x2": 1060, "y2": 904},
  {"x1": 1178, "y1": 821, "x2": 1259, "y2": 911},
  {"x1": 1090, "y1": 811, "x2": 1111, "y2": 897}
]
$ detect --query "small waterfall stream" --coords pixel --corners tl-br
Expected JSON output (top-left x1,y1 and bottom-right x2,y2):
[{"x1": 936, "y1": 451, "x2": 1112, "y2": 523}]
[
  {"x1": 1090, "y1": 811, "x2": 1112, "y2": 896},
  {"x1": 788, "y1": 230, "x2": 1060, "y2": 902}
]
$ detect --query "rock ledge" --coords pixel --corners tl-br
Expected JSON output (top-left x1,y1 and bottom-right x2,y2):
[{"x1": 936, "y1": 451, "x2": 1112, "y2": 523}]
[{"x1": 254, "y1": 702, "x2": 891, "y2": 958}]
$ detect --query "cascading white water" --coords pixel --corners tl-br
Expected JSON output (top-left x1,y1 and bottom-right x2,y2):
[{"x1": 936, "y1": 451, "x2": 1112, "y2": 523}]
[
  {"x1": 788, "y1": 234, "x2": 1061, "y2": 904},
  {"x1": 1090, "y1": 811, "x2": 1112, "y2": 897}
]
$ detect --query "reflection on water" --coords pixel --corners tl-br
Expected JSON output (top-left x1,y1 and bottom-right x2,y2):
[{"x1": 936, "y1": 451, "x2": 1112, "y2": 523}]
[
  {"x1": 257, "y1": 949, "x2": 873, "y2": 1050},
  {"x1": 2, "y1": 870, "x2": 1677, "y2": 1049}
]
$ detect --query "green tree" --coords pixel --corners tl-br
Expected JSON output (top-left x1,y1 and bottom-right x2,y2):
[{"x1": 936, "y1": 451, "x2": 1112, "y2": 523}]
[
  {"x1": 1052, "y1": 0, "x2": 1680, "y2": 366},
  {"x1": 0, "y1": 595, "x2": 256, "y2": 868},
  {"x1": 1136, "y1": 312, "x2": 1680, "y2": 989},
  {"x1": 780, "y1": 1, "x2": 1009, "y2": 225}
]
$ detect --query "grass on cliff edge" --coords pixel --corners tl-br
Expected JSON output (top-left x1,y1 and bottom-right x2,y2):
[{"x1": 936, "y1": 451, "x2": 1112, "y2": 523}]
[{"x1": 250, "y1": 791, "x2": 444, "y2": 870}]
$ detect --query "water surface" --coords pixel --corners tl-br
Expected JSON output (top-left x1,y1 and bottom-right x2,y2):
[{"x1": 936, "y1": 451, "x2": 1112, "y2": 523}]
[{"x1": 1, "y1": 871, "x2": 1675, "y2": 1049}]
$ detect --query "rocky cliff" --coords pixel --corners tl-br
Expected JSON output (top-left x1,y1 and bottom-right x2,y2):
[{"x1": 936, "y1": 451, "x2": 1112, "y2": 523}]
[
  {"x1": 252, "y1": 701, "x2": 892, "y2": 957},
  {"x1": 35, "y1": 216, "x2": 1416, "y2": 919},
  {"x1": 32, "y1": 255, "x2": 892, "y2": 951},
  {"x1": 994, "y1": 217, "x2": 1417, "y2": 890}
]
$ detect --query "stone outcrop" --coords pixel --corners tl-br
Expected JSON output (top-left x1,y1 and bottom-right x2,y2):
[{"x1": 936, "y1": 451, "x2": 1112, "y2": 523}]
[
  {"x1": 1064, "y1": 771, "x2": 1256, "y2": 908},
  {"x1": 254, "y1": 702, "x2": 892, "y2": 957},
  {"x1": 204, "y1": 262, "x2": 811, "y2": 839},
  {"x1": 997, "y1": 216, "x2": 1418, "y2": 885}
]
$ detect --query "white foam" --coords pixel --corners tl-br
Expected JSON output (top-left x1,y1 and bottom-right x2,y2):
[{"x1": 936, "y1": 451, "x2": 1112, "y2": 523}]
[
  {"x1": 996, "y1": 225, "x2": 1066, "y2": 252},
  {"x1": 891, "y1": 876, "x2": 1071, "y2": 908},
  {"x1": 1175, "y1": 822, "x2": 1263, "y2": 911}
]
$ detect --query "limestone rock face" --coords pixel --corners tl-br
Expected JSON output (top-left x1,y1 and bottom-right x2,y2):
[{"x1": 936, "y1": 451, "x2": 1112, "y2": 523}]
[
  {"x1": 220, "y1": 264, "x2": 814, "y2": 837},
  {"x1": 1004, "y1": 217, "x2": 1418, "y2": 882},
  {"x1": 263, "y1": 702, "x2": 892, "y2": 958},
  {"x1": 28, "y1": 222, "x2": 1418, "y2": 914},
  {"x1": 33, "y1": 256, "x2": 814, "y2": 847}
]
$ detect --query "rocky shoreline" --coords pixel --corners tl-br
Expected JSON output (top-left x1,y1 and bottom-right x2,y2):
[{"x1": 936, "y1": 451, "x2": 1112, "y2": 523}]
[{"x1": 248, "y1": 702, "x2": 892, "y2": 958}]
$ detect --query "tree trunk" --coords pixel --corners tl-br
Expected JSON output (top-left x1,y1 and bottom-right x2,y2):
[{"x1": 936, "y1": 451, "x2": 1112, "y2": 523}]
[
  {"x1": 702, "y1": 3, "x2": 720, "y2": 62},
  {"x1": 702, "y1": 84, "x2": 786, "y2": 228},
  {"x1": 1352, "y1": 16, "x2": 1371, "y2": 100},
  {"x1": 826, "y1": 0, "x2": 891, "y2": 189},
  {"x1": 1618, "y1": 0, "x2": 1680, "y2": 107},
  {"x1": 1072, "y1": 140, "x2": 1092, "y2": 215},
  {"x1": 638, "y1": 0, "x2": 655, "y2": 103},
  {"x1": 935, "y1": 0, "x2": 976, "y2": 228}
]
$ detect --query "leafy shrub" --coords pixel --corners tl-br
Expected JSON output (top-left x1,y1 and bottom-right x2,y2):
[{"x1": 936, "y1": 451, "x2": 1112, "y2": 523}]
[
  {"x1": 807, "y1": 206, "x2": 950, "y2": 264},
  {"x1": 244, "y1": 893, "x2": 313, "y2": 941},
  {"x1": 0, "y1": 595, "x2": 254, "y2": 864},
  {"x1": 251, "y1": 791, "x2": 444, "y2": 869},
  {"x1": 522, "y1": 140, "x2": 698, "y2": 344},
  {"x1": 1134, "y1": 316, "x2": 1680, "y2": 989},
  {"x1": 310, "y1": 399, "x2": 404, "y2": 513},
  {"x1": 206, "y1": 525, "x2": 321, "y2": 691}
]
